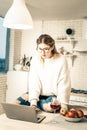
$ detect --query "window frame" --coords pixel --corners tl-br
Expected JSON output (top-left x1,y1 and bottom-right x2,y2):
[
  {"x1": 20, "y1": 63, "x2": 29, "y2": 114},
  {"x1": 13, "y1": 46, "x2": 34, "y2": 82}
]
[{"x1": 0, "y1": 16, "x2": 10, "y2": 73}]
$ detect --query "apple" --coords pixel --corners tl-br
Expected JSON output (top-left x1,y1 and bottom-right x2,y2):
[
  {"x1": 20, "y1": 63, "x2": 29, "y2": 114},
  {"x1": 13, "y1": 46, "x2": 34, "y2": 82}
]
[
  {"x1": 68, "y1": 110, "x2": 78, "y2": 118},
  {"x1": 76, "y1": 109, "x2": 84, "y2": 118},
  {"x1": 70, "y1": 108, "x2": 76, "y2": 111},
  {"x1": 60, "y1": 108, "x2": 68, "y2": 116},
  {"x1": 65, "y1": 113, "x2": 70, "y2": 118}
]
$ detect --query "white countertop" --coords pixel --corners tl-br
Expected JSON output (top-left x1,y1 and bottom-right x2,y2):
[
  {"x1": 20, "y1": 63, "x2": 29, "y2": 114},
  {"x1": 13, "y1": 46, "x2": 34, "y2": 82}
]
[
  {"x1": 0, "y1": 113, "x2": 65, "y2": 130},
  {"x1": 0, "y1": 106, "x2": 87, "y2": 130}
]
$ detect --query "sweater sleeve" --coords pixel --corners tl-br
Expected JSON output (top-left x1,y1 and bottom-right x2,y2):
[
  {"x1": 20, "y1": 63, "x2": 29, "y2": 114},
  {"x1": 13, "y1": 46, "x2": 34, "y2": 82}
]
[
  {"x1": 28, "y1": 56, "x2": 41, "y2": 106},
  {"x1": 57, "y1": 57, "x2": 71, "y2": 105}
]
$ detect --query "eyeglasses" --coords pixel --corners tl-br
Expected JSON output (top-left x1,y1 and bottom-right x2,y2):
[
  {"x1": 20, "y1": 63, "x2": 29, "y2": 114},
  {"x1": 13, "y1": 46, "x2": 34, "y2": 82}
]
[{"x1": 37, "y1": 47, "x2": 51, "y2": 53}]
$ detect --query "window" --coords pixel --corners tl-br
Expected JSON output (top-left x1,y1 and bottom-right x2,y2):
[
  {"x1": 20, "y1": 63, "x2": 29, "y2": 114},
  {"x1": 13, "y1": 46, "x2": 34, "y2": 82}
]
[{"x1": 0, "y1": 17, "x2": 10, "y2": 73}]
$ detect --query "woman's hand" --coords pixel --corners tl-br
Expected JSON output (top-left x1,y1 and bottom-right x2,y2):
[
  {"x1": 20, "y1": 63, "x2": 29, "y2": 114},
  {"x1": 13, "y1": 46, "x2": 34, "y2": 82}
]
[
  {"x1": 43, "y1": 97, "x2": 60, "y2": 113},
  {"x1": 43, "y1": 102, "x2": 53, "y2": 112},
  {"x1": 61, "y1": 103, "x2": 69, "y2": 110},
  {"x1": 30, "y1": 105, "x2": 40, "y2": 112}
]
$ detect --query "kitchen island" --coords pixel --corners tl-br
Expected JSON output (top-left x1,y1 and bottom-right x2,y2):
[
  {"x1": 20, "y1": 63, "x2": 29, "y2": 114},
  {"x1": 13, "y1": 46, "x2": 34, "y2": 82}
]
[{"x1": 0, "y1": 105, "x2": 87, "y2": 130}]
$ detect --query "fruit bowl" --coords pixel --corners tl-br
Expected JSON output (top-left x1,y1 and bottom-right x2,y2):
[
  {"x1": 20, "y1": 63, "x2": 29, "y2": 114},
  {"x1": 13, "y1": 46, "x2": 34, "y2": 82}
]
[
  {"x1": 63, "y1": 116, "x2": 83, "y2": 122},
  {"x1": 60, "y1": 107, "x2": 84, "y2": 122}
]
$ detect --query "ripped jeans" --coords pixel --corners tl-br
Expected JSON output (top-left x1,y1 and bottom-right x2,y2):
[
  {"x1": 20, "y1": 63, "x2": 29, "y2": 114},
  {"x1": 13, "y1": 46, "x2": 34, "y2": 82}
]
[{"x1": 16, "y1": 92, "x2": 56, "y2": 111}]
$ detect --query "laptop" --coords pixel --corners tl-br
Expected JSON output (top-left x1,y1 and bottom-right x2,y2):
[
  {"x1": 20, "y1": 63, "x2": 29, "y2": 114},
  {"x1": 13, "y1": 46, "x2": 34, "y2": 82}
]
[{"x1": 1, "y1": 102, "x2": 46, "y2": 123}]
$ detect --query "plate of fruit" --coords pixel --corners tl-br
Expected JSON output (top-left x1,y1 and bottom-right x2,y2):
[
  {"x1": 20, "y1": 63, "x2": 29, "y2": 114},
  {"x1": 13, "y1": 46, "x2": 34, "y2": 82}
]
[{"x1": 60, "y1": 108, "x2": 84, "y2": 122}]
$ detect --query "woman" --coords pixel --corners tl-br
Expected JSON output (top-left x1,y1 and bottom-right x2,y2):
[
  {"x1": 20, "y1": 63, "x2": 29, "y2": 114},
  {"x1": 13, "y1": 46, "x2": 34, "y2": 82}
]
[{"x1": 16, "y1": 34, "x2": 71, "y2": 112}]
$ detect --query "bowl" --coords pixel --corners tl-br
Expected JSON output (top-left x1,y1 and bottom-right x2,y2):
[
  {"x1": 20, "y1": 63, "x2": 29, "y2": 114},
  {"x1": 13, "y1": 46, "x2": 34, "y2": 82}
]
[{"x1": 63, "y1": 116, "x2": 83, "y2": 122}]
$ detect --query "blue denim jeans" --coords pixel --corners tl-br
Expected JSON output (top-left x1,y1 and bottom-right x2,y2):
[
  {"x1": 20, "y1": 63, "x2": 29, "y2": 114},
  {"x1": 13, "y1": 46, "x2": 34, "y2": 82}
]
[
  {"x1": 17, "y1": 92, "x2": 56, "y2": 111},
  {"x1": 37, "y1": 96, "x2": 55, "y2": 110}
]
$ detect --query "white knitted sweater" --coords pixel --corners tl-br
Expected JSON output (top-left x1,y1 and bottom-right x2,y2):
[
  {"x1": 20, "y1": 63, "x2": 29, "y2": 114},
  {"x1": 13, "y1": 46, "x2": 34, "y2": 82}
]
[{"x1": 29, "y1": 54, "x2": 71, "y2": 107}]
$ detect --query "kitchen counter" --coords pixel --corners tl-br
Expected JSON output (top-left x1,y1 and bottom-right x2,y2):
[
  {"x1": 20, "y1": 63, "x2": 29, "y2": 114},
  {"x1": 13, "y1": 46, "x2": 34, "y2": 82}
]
[
  {"x1": 0, "y1": 113, "x2": 65, "y2": 130},
  {"x1": 0, "y1": 105, "x2": 87, "y2": 130}
]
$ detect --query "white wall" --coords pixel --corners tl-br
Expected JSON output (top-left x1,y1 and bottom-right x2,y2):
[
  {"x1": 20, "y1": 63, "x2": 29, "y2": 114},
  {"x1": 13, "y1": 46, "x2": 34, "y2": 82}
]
[{"x1": 21, "y1": 21, "x2": 42, "y2": 58}]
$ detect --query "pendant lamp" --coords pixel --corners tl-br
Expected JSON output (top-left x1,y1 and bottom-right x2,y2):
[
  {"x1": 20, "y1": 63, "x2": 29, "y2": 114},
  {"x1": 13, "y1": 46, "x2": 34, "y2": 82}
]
[{"x1": 3, "y1": 0, "x2": 33, "y2": 30}]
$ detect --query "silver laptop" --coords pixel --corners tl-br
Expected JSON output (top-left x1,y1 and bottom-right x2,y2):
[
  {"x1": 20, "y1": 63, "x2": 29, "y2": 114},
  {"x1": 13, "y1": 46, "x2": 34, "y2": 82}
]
[{"x1": 1, "y1": 103, "x2": 46, "y2": 123}]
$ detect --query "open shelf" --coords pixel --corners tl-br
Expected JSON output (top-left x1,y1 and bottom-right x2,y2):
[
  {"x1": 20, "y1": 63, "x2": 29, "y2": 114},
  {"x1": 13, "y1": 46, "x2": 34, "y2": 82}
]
[{"x1": 55, "y1": 39, "x2": 77, "y2": 43}]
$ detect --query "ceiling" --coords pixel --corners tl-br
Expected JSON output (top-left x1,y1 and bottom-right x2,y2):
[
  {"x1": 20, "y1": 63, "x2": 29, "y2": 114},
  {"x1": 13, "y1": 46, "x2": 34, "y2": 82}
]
[{"x1": 0, "y1": 0, "x2": 87, "y2": 20}]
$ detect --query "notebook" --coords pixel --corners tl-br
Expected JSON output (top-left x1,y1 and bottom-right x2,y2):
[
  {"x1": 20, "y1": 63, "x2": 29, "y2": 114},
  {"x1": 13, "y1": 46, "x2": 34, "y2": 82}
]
[{"x1": 1, "y1": 102, "x2": 46, "y2": 123}]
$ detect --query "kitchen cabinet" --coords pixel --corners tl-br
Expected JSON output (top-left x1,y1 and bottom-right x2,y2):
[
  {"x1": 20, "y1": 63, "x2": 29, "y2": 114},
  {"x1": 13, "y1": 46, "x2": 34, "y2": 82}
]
[{"x1": 6, "y1": 71, "x2": 29, "y2": 103}]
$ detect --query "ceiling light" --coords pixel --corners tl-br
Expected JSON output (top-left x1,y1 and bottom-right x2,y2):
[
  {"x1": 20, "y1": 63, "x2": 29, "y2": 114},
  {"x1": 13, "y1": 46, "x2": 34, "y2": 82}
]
[{"x1": 3, "y1": 0, "x2": 33, "y2": 30}]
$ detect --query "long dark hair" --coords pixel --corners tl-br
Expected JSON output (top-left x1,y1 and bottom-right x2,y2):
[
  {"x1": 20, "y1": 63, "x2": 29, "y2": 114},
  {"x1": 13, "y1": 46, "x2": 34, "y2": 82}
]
[{"x1": 36, "y1": 34, "x2": 59, "y2": 55}]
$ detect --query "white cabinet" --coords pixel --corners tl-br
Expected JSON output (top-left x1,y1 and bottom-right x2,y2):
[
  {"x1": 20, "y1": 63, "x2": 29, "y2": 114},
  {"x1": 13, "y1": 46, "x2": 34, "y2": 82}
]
[{"x1": 6, "y1": 71, "x2": 29, "y2": 103}]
